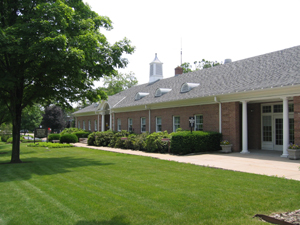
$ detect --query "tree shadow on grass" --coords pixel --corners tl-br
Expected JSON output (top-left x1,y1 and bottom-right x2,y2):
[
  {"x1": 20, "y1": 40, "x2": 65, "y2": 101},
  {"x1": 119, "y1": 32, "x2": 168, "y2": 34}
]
[
  {"x1": 76, "y1": 215, "x2": 131, "y2": 225},
  {"x1": 0, "y1": 156, "x2": 114, "y2": 183}
]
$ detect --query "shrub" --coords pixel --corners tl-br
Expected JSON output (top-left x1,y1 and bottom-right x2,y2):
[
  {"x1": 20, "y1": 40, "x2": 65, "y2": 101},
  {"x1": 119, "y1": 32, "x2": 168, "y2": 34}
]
[
  {"x1": 1, "y1": 134, "x2": 11, "y2": 142},
  {"x1": 132, "y1": 132, "x2": 148, "y2": 150},
  {"x1": 6, "y1": 136, "x2": 25, "y2": 143},
  {"x1": 60, "y1": 134, "x2": 78, "y2": 143},
  {"x1": 73, "y1": 131, "x2": 90, "y2": 139},
  {"x1": 27, "y1": 143, "x2": 74, "y2": 148},
  {"x1": 87, "y1": 132, "x2": 97, "y2": 146},
  {"x1": 60, "y1": 128, "x2": 84, "y2": 136},
  {"x1": 171, "y1": 131, "x2": 222, "y2": 155},
  {"x1": 94, "y1": 130, "x2": 114, "y2": 146},
  {"x1": 145, "y1": 131, "x2": 170, "y2": 153},
  {"x1": 48, "y1": 134, "x2": 61, "y2": 142},
  {"x1": 109, "y1": 130, "x2": 131, "y2": 148}
]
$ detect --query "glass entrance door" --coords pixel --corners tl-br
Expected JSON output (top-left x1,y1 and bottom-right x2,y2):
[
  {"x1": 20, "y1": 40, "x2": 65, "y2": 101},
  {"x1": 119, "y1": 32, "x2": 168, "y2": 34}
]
[{"x1": 274, "y1": 117, "x2": 283, "y2": 150}]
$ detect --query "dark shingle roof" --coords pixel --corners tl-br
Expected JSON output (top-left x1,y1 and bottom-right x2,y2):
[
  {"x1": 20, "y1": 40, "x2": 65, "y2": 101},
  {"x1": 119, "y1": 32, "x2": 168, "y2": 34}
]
[
  {"x1": 75, "y1": 45, "x2": 300, "y2": 114},
  {"x1": 108, "y1": 45, "x2": 300, "y2": 109}
]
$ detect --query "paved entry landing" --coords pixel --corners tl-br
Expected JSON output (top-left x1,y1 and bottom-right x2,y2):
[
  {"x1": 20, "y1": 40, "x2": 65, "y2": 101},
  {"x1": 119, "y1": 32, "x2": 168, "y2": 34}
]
[{"x1": 74, "y1": 143, "x2": 300, "y2": 181}]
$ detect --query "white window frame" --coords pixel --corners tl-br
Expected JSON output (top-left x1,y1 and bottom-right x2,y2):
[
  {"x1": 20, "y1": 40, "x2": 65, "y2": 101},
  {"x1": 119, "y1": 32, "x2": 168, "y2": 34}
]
[
  {"x1": 194, "y1": 114, "x2": 203, "y2": 131},
  {"x1": 128, "y1": 118, "x2": 133, "y2": 132},
  {"x1": 82, "y1": 121, "x2": 85, "y2": 130},
  {"x1": 117, "y1": 118, "x2": 121, "y2": 131},
  {"x1": 141, "y1": 117, "x2": 146, "y2": 133},
  {"x1": 156, "y1": 117, "x2": 162, "y2": 132},
  {"x1": 88, "y1": 120, "x2": 91, "y2": 131},
  {"x1": 173, "y1": 116, "x2": 180, "y2": 132},
  {"x1": 94, "y1": 120, "x2": 97, "y2": 131}
]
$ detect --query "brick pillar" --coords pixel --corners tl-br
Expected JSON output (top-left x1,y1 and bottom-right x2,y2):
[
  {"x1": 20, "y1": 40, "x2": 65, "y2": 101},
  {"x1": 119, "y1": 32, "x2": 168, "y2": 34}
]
[
  {"x1": 175, "y1": 66, "x2": 183, "y2": 76},
  {"x1": 221, "y1": 102, "x2": 241, "y2": 152},
  {"x1": 294, "y1": 96, "x2": 300, "y2": 145}
]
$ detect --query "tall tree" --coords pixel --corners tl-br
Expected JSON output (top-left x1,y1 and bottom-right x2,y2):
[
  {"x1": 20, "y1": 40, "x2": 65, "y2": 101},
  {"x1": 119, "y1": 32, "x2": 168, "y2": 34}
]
[
  {"x1": 41, "y1": 105, "x2": 66, "y2": 132},
  {"x1": 181, "y1": 59, "x2": 222, "y2": 73},
  {"x1": 101, "y1": 71, "x2": 138, "y2": 96},
  {"x1": 0, "y1": 0, "x2": 135, "y2": 163},
  {"x1": 20, "y1": 104, "x2": 43, "y2": 133}
]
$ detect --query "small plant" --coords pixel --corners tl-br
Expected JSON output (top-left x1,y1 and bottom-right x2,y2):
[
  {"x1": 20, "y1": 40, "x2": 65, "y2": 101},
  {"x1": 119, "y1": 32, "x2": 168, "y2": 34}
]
[
  {"x1": 220, "y1": 140, "x2": 230, "y2": 145},
  {"x1": 288, "y1": 143, "x2": 300, "y2": 149},
  {"x1": 48, "y1": 134, "x2": 61, "y2": 142},
  {"x1": 27, "y1": 142, "x2": 74, "y2": 148},
  {"x1": 60, "y1": 134, "x2": 78, "y2": 143}
]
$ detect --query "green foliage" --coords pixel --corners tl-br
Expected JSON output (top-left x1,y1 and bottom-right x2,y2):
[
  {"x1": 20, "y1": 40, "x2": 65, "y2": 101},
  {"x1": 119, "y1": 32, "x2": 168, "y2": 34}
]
[
  {"x1": 0, "y1": 0, "x2": 135, "y2": 163},
  {"x1": 87, "y1": 132, "x2": 97, "y2": 146},
  {"x1": 60, "y1": 128, "x2": 84, "y2": 135},
  {"x1": 21, "y1": 104, "x2": 43, "y2": 132},
  {"x1": 132, "y1": 132, "x2": 149, "y2": 150},
  {"x1": 48, "y1": 134, "x2": 61, "y2": 142},
  {"x1": 60, "y1": 134, "x2": 78, "y2": 144},
  {"x1": 1, "y1": 134, "x2": 12, "y2": 142},
  {"x1": 109, "y1": 130, "x2": 131, "y2": 148},
  {"x1": 181, "y1": 59, "x2": 222, "y2": 73},
  {"x1": 94, "y1": 130, "x2": 114, "y2": 146},
  {"x1": 73, "y1": 131, "x2": 90, "y2": 139},
  {"x1": 100, "y1": 71, "x2": 138, "y2": 96},
  {"x1": 146, "y1": 131, "x2": 170, "y2": 153},
  {"x1": 6, "y1": 136, "x2": 25, "y2": 143},
  {"x1": 27, "y1": 143, "x2": 74, "y2": 148},
  {"x1": 171, "y1": 131, "x2": 222, "y2": 155}
]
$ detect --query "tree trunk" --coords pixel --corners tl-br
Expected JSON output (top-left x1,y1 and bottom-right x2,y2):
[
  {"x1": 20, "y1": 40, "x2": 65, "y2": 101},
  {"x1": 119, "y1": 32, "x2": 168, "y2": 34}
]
[{"x1": 10, "y1": 103, "x2": 22, "y2": 163}]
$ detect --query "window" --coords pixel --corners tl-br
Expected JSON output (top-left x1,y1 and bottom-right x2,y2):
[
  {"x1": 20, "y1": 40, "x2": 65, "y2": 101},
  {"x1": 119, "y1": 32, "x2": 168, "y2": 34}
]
[
  {"x1": 82, "y1": 121, "x2": 85, "y2": 130},
  {"x1": 88, "y1": 120, "x2": 91, "y2": 130},
  {"x1": 274, "y1": 105, "x2": 283, "y2": 113},
  {"x1": 94, "y1": 120, "x2": 97, "y2": 131},
  {"x1": 155, "y1": 88, "x2": 172, "y2": 97},
  {"x1": 262, "y1": 105, "x2": 271, "y2": 113},
  {"x1": 173, "y1": 116, "x2": 180, "y2": 132},
  {"x1": 117, "y1": 119, "x2": 121, "y2": 131},
  {"x1": 78, "y1": 121, "x2": 80, "y2": 129},
  {"x1": 195, "y1": 115, "x2": 203, "y2": 131},
  {"x1": 141, "y1": 117, "x2": 146, "y2": 132},
  {"x1": 128, "y1": 118, "x2": 133, "y2": 132},
  {"x1": 180, "y1": 83, "x2": 200, "y2": 93},
  {"x1": 135, "y1": 92, "x2": 149, "y2": 101},
  {"x1": 156, "y1": 117, "x2": 162, "y2": 132}
]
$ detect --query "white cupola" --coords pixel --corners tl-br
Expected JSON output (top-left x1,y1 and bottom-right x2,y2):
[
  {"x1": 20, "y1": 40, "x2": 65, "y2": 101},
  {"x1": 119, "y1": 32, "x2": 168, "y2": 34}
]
[{"x1": 149, "y1": 53, "x2": 163, "y2": 83}]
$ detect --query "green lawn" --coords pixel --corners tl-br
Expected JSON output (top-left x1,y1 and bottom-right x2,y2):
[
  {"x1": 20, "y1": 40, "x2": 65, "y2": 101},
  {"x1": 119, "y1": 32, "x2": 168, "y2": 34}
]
[{"x1": 0, "y1": 143, "x2": 299, "y2": 225}]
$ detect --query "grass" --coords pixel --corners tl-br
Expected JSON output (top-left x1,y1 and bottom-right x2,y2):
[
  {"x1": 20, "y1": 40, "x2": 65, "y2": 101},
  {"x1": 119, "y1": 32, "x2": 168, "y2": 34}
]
[{"x1": 0, "y1": 142, "x2": 299, "y2": 225}]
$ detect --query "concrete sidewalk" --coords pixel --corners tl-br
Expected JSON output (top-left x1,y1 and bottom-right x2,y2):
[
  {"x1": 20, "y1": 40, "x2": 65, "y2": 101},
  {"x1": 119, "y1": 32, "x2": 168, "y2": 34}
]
[{"x1": 74, "y1": 143, "x2": 300, "y2": 181}]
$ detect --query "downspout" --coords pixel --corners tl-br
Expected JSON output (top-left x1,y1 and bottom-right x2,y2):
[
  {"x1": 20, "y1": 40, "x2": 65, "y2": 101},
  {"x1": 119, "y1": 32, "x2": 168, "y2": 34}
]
[
  {"x1": 146, "y1": 105, "x2": 151, "y2": 133},
  {"x1": 214, "y1": 97, "x2": 222, "y2": 133}
]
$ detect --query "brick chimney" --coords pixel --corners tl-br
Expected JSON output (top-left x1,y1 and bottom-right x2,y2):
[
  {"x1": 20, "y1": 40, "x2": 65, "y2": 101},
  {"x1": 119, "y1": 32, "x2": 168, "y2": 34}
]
[{"x1": 175, "y1": 66, "x2": 183, "y2": 76}]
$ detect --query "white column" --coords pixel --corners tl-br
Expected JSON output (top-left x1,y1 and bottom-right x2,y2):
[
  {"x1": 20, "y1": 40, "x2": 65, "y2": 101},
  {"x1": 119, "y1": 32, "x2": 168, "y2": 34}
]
[
  {"x1": 241, "y1": 100, "x2": 250, "y2": 154},
  {"x1": 75, "y1": 117, "x2": 77, "y2": 128},
  {"x1": 281, "y1": 97, "x2": 289, "y2": 157},
  {"x1": 149, "y1": 109, "x2": 151, "y2": 133},
  {"x1": 101, "y1": 113, "x2": 105, "y2": 132},
  {"x1": 109, "y1": 111, "x2": 112, "y2": 130},
  {"x1": 97, "y1": 114, "x2": 99, "y2": 131}
]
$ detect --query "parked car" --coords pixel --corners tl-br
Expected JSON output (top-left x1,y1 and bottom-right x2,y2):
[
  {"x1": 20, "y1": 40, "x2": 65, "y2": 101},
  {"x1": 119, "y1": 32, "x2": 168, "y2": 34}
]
[{"x1": 20, "y1": 130, "x2": 28, "y2": 134}]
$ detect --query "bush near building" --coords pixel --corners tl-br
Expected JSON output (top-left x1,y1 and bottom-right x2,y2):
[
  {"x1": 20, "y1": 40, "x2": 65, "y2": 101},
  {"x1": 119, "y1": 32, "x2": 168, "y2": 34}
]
[
  {"x1": 60, "y1": 134, "x2": 78, "y2": 144},
  {"x1": 87, "y1": 130, "x2": 222, "y2": 155},
  {"x1": 48, "y1": 134, "x2": 61, "y2": 142}
]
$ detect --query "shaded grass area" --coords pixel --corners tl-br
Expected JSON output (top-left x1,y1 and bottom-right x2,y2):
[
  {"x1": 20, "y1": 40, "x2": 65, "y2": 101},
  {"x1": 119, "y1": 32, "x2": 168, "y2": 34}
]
[{"x1": 0, "y1": 142, "x2": 299, "y2": 225}]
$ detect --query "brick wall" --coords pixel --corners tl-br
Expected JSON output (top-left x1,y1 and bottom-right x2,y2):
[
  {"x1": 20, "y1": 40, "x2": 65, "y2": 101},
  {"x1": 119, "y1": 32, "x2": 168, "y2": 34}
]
[
  {"x1": 221, "y1": 102, "x2": 241, "y2": 152},
  {"x1": 114, "y1": 104, "x2": 219, "y2": 134},
  {"x1": 76, "y1": 115, "x2": 99, "y2": 132},
  {"x1": 294, "y1": 96, "x2": 300, "y2": 144}
]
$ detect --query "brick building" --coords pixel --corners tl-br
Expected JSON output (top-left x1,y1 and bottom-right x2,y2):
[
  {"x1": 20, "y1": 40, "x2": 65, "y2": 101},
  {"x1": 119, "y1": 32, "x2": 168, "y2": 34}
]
[{"x1": 73, "y1": 46, "x2": 300, "y2": 157}]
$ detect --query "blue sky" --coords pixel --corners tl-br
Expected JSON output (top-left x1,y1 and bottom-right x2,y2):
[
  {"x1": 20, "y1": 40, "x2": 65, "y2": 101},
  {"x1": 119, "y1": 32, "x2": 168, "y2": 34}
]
[{"x1": 85, "y1": 0, "x2": 300, "y2": 85}]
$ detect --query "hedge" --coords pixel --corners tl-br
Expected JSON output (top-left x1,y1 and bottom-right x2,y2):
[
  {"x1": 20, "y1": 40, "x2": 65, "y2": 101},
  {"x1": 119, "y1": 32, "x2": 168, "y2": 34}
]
[
  {"x1": 48, "y1": 134, "x2": 61, "y2": 142},
  {"x1": 60, "y1": 134, "x2": 78, "y2": 143},
  {"x1": 171, "y1": 131, "x2": 222, "y2": 155},
  {"x1": 73, "y1": 131, "x2": 90, "y2": 139}
]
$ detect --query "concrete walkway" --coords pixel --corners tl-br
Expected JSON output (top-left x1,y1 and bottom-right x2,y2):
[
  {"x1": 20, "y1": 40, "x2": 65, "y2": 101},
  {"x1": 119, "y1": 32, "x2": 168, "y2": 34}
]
[{"x1": 74, "y1": 143, "x2": 300, "y2": 181}]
